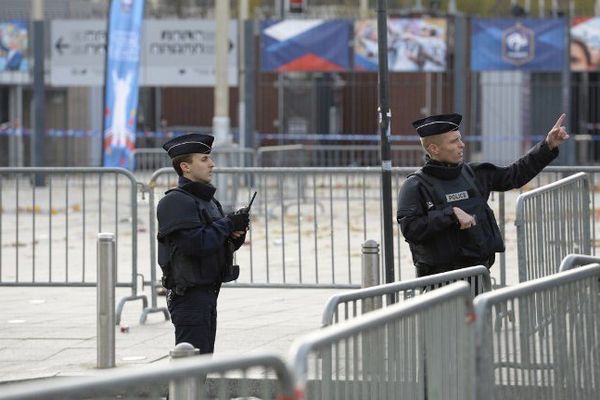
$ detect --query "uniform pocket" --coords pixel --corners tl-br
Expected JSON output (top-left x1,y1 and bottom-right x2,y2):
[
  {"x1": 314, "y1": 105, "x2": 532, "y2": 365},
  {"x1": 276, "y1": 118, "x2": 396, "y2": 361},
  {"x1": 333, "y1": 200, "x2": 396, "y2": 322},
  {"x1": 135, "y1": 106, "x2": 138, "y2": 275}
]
[{"x1": 458, "y1": 221, "x2": 488, "y2": 259}]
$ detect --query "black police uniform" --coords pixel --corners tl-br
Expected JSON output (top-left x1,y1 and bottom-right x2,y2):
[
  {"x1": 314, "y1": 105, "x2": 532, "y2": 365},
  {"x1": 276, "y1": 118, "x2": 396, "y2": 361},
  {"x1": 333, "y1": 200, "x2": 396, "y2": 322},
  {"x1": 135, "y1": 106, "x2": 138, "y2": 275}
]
[
  {"x1": 156, "y1": 134, "x2": 246, "y2": 354},
  {"x1": 397, "y1": 114, "x2": 558, "y2": 277}
]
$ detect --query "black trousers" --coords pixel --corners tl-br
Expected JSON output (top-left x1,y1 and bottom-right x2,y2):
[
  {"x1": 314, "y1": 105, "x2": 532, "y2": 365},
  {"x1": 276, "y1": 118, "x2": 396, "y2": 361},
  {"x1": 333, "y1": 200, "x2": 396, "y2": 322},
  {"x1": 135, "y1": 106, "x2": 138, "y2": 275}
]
[{"x1": 168, "y1": 288, "x2": 218, "y2": 354}]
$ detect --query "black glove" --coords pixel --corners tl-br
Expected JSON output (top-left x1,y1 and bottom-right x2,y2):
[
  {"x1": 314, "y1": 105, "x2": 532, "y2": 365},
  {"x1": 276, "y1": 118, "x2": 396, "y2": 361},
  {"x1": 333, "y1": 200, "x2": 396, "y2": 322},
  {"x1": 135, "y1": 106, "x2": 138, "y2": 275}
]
[{"x1": 227, "y1": 211, "x2": 249, "y2": 232}]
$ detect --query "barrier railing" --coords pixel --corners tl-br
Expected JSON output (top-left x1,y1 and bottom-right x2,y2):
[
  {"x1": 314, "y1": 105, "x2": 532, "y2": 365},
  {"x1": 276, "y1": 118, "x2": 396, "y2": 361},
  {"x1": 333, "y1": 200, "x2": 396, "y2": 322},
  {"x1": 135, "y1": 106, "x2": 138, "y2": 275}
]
[
  {"x1": 143, "y1": 165, "x2": 600, "y2": 293},
  {"x1": 0, "y1": 352, "x2": 295, "y2": 400},
  {"x1": 321, "y1": 265, "x2": 491, "y2": 327},
  {"x1": 130, "y1": 146, "x2": 256, "y2": 176},
  {"x1": 256, "y1": 144, "x2": 425, "y2": 167},
  {"x1": 146, "y1": 166, "x2": 410, "y2": 290},
  {"x1": 515, "y1": 172, "x2": 591, "y2": 282},
  {"x1": 0, "y1": 167, "x2": 146, "y2": 324},
  {"x1": 474, "y1": 263, "x2": 600, "y2": 400},
  {"x1": 290, "y1": 282, "x2": 475, "y2": 400},
  {"x1": 559, "y1": 253, "x2": 600, "y2": 272}
]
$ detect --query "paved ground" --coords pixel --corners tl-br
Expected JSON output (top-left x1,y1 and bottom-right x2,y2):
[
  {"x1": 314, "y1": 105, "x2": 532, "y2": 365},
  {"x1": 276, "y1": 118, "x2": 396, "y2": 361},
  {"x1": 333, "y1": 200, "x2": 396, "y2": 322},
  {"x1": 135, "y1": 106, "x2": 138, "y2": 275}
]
[{"x1": 0, "y1": 285, "x2": 341, "y2": 384}]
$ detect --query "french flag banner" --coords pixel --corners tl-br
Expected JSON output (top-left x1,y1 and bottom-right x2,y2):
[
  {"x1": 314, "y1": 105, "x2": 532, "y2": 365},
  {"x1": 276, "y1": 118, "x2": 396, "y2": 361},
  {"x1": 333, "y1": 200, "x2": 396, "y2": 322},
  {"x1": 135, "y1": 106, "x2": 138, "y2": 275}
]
[{"x1": 261, "y1": 19, "x2": 352, "y2": 72}]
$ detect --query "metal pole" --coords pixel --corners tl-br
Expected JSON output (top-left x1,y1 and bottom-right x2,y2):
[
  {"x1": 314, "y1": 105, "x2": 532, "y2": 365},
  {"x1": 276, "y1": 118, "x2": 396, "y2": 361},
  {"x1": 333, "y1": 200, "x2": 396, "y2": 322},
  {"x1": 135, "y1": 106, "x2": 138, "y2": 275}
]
[
  {"x1": 169, "y1": 343, "x2": 201, "y2": 400},
  {"x1": 239, "y1": 0, "x2": 248, "y2": 166},
  {"x1": 97, "y1": 233, "x2": 116, "y2": 369},
  {"x1": 361, "y1": 240, "x2": 381, "y2": 313},
  {"x1": 360, "y1": 0, "x2": 369, "y2": 18},
  {"x1": 596, "y1": 0, "x2": 600, "y2": 16},
  {"x1": 361, "y1": 240, "x2": 380, "y2": 288},
  {"x1": 448, "y1": 0, "x2": 457, "y2": 13},
  {"x1": 213, "y1": 0, "x2": 231, "y2": 144},
  {"x1": 376, "y1": 0, "x2": 395, "y2": 286},
  {"x1": 562, "y1": 10, "x2": 574, "y2": 165},
  {"x1": 31, "y1": 0, "x2": 45, "y2": 184},
  {"x1": 9, "y1": 86, "x2": 24, "y2": 167},
  {"x1": 453, "y1": 16, "x2": 467, "y2": 118},
  {"x1": 277, "y1": 0, "x2": 285, "y2": 143}
]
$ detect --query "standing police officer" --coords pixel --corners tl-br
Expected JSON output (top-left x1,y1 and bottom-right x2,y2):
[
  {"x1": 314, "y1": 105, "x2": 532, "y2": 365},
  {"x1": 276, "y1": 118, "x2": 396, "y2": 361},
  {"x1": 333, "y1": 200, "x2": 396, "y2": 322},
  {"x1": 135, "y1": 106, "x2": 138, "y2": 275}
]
[
  {"x1": 157, "y1": 133, "x2": 249, "y2": 354},
  {"x1": 397, "y1": 113, "x2": 570, "y2": 277}
]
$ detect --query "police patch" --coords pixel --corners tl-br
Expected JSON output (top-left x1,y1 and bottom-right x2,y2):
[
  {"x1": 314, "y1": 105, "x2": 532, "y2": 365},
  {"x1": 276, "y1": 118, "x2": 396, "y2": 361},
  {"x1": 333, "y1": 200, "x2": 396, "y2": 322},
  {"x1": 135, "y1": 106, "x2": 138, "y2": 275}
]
[{"x1": 446, "y1": 191, "x2": 469, "y2": 202}]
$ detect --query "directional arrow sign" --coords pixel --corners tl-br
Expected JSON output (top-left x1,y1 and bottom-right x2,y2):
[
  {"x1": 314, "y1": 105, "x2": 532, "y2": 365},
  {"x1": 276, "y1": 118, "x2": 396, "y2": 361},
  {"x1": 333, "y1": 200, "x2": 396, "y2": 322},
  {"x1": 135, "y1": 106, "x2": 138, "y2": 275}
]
[
  {"x1": 54, "y1": 36, "x2": 69, "y2": 55},
  {"x1": 50, "y1": 20, "x2": 106, "y2": 86}
]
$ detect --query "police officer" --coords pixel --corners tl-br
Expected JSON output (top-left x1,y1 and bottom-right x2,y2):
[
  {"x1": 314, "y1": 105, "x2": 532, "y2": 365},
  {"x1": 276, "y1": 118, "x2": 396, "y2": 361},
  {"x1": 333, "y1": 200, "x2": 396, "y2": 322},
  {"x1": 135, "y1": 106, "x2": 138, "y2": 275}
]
[
  {"x1": 397, "y1": 113, "x2": 570, "y2": 277},
  {"x1": 156, "y1": 133, "x2": 249, "y2": 354}
]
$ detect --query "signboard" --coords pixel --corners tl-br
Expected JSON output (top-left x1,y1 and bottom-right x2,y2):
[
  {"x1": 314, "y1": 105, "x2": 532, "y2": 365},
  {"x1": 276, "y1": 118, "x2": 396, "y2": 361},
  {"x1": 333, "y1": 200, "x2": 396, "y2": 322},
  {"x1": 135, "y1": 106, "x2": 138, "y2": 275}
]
[
  {"x1": 571, "y1": 17, "x2": 600, "y2": 71},
  {"x1": 50, "y1": 20, "x2": 106, "y2": 86},
  {"x1": 141, "y1": 20, "x2": 238, "y2": 86},
  {"x1": 471, "y1": 18, "x2": 566, "y2": 71},
  {"x1": 354, "y1": 18, "x2": 447, "y2": 72},
  {"x1": 50, "y1": 19, "x2": 238, "y2": 87}
]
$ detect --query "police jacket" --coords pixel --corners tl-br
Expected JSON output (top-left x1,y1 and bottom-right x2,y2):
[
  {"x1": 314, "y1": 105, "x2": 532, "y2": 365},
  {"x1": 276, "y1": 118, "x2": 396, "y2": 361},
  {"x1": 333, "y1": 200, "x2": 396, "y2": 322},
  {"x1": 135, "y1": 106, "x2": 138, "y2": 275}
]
[
  {"x1": 397, "y1": 140, "x2": 558, "y2": 274},
  {"x1": 156, "y1": 177, "x2": 245, "y2": 294}
]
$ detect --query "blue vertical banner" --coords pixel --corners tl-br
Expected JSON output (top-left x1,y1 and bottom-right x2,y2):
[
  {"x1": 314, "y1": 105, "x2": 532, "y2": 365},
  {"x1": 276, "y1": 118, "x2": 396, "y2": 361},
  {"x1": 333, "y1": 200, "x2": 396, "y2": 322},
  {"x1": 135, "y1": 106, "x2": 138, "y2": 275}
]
[{"x1": 102, "y1": 0, "x2": 144, "y2": 168}]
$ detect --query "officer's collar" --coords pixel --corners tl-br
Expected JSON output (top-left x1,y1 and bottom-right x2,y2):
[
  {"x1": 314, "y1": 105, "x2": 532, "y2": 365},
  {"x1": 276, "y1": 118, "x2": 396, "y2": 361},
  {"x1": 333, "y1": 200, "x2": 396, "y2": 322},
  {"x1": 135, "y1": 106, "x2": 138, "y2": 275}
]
[
  {"x1": 178, "y1": 176, "x2": 216, "y2": 201},
  {"x1": 422, "y1": 155, "x2": 463, "y2": 180}
]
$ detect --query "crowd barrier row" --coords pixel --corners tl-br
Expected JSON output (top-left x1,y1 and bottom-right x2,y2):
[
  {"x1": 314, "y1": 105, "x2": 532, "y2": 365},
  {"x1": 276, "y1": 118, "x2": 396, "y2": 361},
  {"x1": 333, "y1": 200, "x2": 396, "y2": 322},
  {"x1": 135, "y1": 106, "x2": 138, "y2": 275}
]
[
  {"x1": 516, "y1": 171, "x2": 591, "y2": 282},
  {"x1": 0, "y1": 167, "x2": 147, "y2": 324},
  {"x1": 2, "y1": 262, "x2": 598, "y2": 399},
  {"x1": 321, "y1": 265, "x2": 491, "y2": 327},
  {"x1": 1, "y1": 165, "x2": 597, "y2": 324}
]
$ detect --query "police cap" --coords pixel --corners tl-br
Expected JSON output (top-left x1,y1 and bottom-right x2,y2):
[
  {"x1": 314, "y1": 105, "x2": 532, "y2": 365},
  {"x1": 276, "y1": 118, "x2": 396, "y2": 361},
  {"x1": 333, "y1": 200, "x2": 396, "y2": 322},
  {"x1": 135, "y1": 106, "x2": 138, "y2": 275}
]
[
  {"x1": 162, "y1": 133, "x2": 214, "y2": 159},
  {"x1": 412, "y1": 113, "x2": 462, "y2": 138}
]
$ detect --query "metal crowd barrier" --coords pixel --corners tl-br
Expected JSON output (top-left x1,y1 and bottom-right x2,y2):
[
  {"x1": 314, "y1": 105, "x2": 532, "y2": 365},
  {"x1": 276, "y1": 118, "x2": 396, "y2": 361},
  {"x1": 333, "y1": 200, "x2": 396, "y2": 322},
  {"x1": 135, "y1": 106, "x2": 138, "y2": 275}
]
[
  {"x1": 474, "y1": 263, "x2": 600, "y2": 400},
  {"x1": 143, "y1": 165, "x2": 600, "y2": 292},
  {"x1": 321, "y1": 265, "x2": 492, "y2": 327},
  {"x1": 290, "y1": 282, "x2": 475, "y2": 400},
  {"x1": 515, "y1": 172, "x2": 591, "y2": 282},
  {"x1": 130, "y1": 146, "x2": 256, "y2": 177},
  {"x1": 0, "y1": 167, "x2": 146, "y2": 324},
  {"x1": 559, "y1": 253, "x2": 600, "y2": 272},
  {"x1": 0, "y1": 352, "x2": 295, "y2": 400},
  {"x1": 146, "y1": 166, "x2": 411, "y2": 290},
  {"x1": 256, "y1": 144, "x2": 425, "y2": 167}
]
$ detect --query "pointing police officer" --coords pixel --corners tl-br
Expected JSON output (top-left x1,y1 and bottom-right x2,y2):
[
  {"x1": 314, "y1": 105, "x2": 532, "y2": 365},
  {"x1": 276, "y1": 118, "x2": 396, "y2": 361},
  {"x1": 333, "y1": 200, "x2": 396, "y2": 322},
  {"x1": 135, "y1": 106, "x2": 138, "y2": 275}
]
[
  {"x1": 397, "y1": 113, "x2": 570, "y2": 277},
  {"x1": 156, "y1": 133, "x2": 249, "y2": 354}
]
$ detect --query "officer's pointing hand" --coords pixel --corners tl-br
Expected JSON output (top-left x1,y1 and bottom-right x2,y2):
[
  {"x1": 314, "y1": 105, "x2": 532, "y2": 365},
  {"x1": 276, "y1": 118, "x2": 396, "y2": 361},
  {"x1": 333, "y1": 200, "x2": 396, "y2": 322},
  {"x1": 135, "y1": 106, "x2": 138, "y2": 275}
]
[
  {"x1": 545, "y1": 113, "x2": 570, "y2": 150},
  {"x1": 453, "y1": 207, "x2": 476, "y2": 230}
]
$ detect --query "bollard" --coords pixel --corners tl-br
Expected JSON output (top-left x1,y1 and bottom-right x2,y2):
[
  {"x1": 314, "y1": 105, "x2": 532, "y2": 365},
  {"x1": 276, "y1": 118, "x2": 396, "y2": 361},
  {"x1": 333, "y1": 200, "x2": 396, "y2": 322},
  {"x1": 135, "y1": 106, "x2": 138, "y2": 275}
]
[
  {"x1": 360, "y1": 240, "x2": 381, "y2": 381},
  {"x1": 169, "y1": 343, "x2": 201, "y2": 400},
  {"x1": 361, "y1": 240, "x2": 381, "y2": 314},
  {"x1": 97, "y1": 233, "x2": 116, "y2": 368}
]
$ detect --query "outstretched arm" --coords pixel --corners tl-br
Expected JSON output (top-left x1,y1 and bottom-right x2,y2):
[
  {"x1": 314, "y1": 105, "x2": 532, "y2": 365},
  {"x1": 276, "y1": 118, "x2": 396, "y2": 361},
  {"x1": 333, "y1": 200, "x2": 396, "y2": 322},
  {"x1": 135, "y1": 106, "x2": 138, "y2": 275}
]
[{"x1": 474, "y1": 114, "x2": 568, "y2": 192}]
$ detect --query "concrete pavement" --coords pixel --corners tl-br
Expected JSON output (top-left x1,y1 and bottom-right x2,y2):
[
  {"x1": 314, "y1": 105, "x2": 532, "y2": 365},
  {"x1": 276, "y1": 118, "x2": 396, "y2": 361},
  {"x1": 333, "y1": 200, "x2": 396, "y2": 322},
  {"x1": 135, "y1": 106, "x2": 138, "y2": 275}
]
[{"x1": 0, "y1": 285, "x2": 342, "y2": 384}]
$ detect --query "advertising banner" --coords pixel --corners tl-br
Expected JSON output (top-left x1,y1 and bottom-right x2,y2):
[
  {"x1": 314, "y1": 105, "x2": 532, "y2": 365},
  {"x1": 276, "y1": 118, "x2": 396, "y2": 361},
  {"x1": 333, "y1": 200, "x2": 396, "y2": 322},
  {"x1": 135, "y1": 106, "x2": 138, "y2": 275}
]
[
  {"x1": 0, "y1": 21, "x2": 28, "y2": 71},
  {"x1": 261, "y1": 19, "x2": 352, "y2": 71},
  {"x1": 571, "y1": 17, "x2": 600, "y2": 71},
  {"x1": 0, "y1": 20, "x2": 29, "y2": 84},
  {"x1": 354, "y1": 18, "x2": 447, "y2": 72},
  {"x1": 471, "y1": 18, "x2": 566, "y2": 71},
  {"x1": 102, "y1": 0, "x2": 145, "y2": 168}
]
